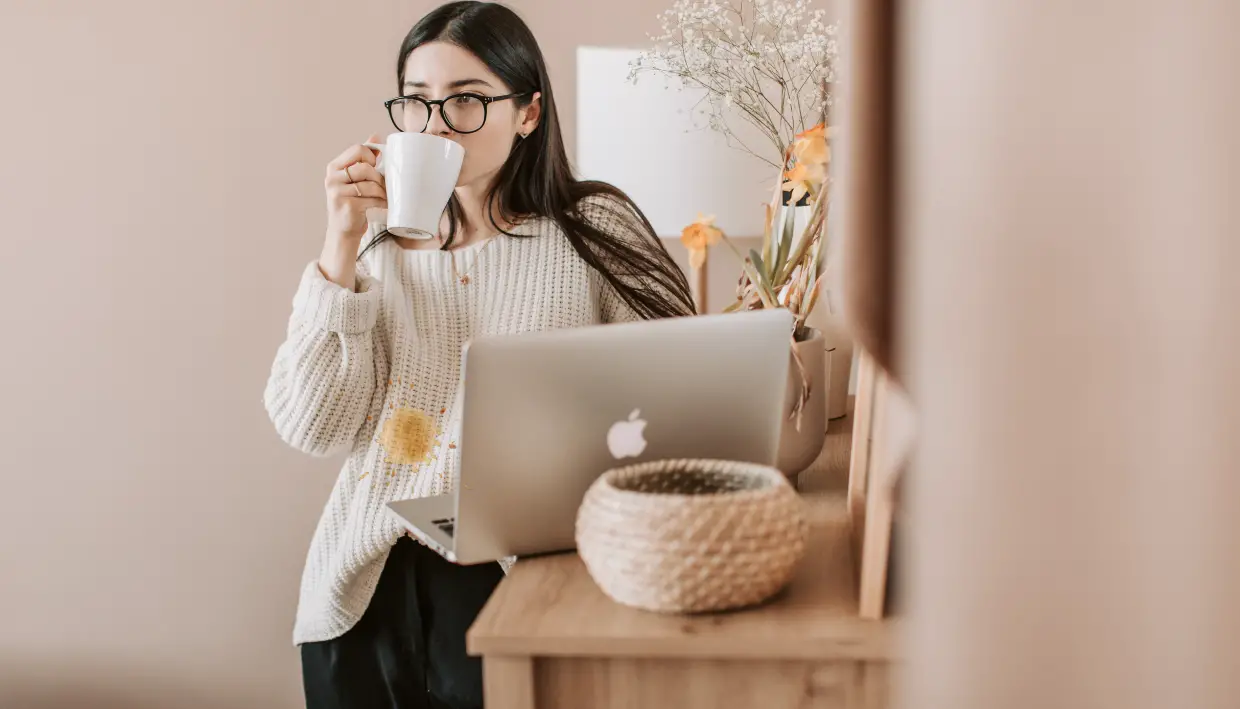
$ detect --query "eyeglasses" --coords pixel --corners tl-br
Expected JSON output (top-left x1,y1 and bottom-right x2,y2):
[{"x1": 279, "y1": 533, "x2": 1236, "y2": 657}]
[{"x1": 385, "y1": 92, "x2": 529, "y2": 134}]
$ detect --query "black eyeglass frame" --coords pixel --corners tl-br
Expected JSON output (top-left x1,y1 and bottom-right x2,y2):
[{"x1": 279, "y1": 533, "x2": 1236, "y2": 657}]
[{"x1": 384, "y1": 91, "x2": 532, "y2": 134}]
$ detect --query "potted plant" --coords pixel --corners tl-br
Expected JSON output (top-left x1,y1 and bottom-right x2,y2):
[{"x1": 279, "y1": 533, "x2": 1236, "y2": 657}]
[{"x1": 632, "y1": 0, "x2": 841, "y2": 477}]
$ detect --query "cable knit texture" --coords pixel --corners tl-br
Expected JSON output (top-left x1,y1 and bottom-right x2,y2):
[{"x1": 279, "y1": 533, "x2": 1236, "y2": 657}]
[{"x1": 265, "y1": 196, "x2": 653, "y2": 645}]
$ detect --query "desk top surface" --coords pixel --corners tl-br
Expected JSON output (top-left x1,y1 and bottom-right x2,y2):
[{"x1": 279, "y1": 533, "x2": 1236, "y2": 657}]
[{"x1": 467, "y1": 494, "x2": 896, "y2": 661}]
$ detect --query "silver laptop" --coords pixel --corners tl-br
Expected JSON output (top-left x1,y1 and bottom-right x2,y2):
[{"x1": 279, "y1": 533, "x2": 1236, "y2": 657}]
[{"x1": 386, "y1": 308, "x2": 794, "y2": 564}]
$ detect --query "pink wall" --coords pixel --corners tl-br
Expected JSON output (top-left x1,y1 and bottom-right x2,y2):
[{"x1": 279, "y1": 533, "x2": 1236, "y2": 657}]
[{"x1": 0, "y1": 1, "x2": 767, "y2": 706}]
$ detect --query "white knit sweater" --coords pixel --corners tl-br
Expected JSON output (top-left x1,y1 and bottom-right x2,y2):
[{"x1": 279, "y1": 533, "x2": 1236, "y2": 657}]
[{"x1": 264, "y1": 196, "x2": 649, "y2": 645}]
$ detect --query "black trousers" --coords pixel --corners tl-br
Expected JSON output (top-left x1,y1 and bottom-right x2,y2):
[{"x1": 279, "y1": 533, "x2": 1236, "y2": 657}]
[{"x1": 301, "y1": 537, "x2": 505, "y2": 709}]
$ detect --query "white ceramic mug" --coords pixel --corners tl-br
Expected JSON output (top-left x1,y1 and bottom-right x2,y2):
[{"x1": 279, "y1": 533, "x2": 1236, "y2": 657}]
[{"x1": 363, "y1": 133, "x2": 465, "y2": 239}]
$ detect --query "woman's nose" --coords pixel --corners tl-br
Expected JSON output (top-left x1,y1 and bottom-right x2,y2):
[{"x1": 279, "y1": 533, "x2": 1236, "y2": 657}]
[{"x1": 425, "y1": 104, "x2": 453, "y2": 136}]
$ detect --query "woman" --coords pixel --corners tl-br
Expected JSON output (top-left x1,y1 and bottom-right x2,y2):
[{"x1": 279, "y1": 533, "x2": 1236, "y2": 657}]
[{"x1": 263, "y1": 2, "x2": 694, "y2": 708}]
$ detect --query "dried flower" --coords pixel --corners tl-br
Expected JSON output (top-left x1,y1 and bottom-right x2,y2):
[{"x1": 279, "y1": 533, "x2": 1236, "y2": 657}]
[
  {"x1": 781, "y1": 122, "x2": 831, "y2": 201},
  {"x1": 791, "y1": 123, "x2": 830, "y2": 167},
  {"x1": 642, "y1": 0, "x2": 839, "y2": 430},
  {"x1": 680, "y1": 213, "x2": 724, "y2": 270},
  {"x1": 782, "y1": 161, "x2": 824, "y2": 204},
  {"x1": 632, "y1": 0, "x2": 839, "y2": 168}
]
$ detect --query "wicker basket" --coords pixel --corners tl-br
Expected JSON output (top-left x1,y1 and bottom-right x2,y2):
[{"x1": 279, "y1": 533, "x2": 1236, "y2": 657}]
[{"x1": 575, "y1": 458, "x2": 810, "y2": 614}]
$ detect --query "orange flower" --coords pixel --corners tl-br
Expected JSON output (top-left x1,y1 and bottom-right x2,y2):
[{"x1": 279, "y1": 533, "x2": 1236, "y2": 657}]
[
  {"x1": 680, "y1": 213, "x2": 724, "y2": 270},
  {"x1": 792, "y1": 123, "x2": 831, "y2": 167},
  {"x1": 782, "y1": 161, "x2": 826, "y2": 204},
  {"x1": 783, "y1": 123, "x2": 833, "y2": 203}
]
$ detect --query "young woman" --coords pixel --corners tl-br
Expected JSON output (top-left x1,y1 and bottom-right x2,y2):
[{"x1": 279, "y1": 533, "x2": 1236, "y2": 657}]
[{"x1": 263, "y1": 2, "x2": 694, "y2": 707}]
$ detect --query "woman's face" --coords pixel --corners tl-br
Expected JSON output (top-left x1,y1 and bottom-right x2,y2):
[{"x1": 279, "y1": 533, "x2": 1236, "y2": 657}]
[{"x1": 400, "y1": 42, "x2": 540, "y2": 190}]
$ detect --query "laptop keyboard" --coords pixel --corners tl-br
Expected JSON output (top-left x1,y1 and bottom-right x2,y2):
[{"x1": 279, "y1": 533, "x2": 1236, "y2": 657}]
[{"x1": 432, "y1": 517, "x2": 455, "y2": 537}]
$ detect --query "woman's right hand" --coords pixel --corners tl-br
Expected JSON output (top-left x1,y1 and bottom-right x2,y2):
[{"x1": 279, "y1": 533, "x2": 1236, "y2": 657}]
[
  {"x1": 324, "y1": 135, "x2": 386, "y2": 244},
  {"x1": 319, "y1": 135, "x2": 386, "y2": 290}
]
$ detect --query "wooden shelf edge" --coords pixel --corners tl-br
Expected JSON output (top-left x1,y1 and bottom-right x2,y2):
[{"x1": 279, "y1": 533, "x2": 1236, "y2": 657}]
[{"x1": 468, "y1": 628, "x2": 900, "y2": 662}]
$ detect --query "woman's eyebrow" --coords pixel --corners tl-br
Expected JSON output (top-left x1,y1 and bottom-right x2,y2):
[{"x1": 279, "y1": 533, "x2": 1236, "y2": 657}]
[{"x1": 403, "y1": 78, "x2": 494, "y2": 91}]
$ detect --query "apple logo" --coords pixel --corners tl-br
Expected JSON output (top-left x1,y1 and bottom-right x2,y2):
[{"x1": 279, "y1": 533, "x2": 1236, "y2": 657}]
[{"x1": 607, "y1": 408, "x2": 648, "y2": 459}]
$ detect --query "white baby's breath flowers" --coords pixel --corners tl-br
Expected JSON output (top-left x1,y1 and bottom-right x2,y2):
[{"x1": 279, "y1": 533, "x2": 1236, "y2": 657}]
[{"x1": 630, "y1": 0, "x2": 839, "y2": 168}]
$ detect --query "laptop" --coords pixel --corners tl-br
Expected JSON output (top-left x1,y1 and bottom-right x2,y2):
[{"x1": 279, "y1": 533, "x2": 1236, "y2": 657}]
[{"x1": 385, "y1": 308, "x2": 794, "y2": 564}]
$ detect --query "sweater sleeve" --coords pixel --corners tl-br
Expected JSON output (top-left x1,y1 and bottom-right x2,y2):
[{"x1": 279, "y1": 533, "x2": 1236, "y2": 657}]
[{"x1": 263, "y1": 261, "x2": 386, "y2": 457}]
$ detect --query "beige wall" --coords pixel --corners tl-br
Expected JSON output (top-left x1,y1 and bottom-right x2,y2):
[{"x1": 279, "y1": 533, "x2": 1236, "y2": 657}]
[
  {"x1": 0, "y1": 1, "x2": 758, "y2": 706},
  {"x1": 898, "y1": 1, "x2": 1240, "y2": 707}
]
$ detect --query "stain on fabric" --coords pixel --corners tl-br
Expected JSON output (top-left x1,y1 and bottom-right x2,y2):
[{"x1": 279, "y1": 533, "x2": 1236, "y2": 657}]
[{"x1": 379, "y1": 407, "x2": 440, "y2": 466}]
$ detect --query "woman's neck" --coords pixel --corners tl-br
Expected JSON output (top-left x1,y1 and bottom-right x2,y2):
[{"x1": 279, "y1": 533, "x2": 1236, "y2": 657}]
[{"x1": 448, "y1": 181, "x2": 499, "y2": 246}]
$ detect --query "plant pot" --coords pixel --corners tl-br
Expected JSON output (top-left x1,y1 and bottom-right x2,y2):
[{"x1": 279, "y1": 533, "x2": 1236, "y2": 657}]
[
  {"x1": 776, "y1": 328, "x2": 829, "y2": 480},
  {"x1": 805, "y1": 290, "x2": 855, "y2": 420}
]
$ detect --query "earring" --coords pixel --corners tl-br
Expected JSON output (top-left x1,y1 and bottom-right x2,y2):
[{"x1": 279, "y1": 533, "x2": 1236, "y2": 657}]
[{"x1": 519, "y1": 132, "x2": 528, "y2": 139}]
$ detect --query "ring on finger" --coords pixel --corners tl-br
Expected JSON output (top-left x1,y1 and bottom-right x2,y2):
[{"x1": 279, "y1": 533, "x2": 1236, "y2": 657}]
[
  {"x1": 353, "y1": 182, "x2": 363, "y2": 198},
  {"x1": 343, "y1": 164, "x2": 355, "y2": 184}
]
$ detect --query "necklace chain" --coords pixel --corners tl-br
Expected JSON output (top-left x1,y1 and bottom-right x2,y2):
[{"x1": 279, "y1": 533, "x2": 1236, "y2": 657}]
[{"x1": 447, "y1": 237, "x2": 498, "y2": 286}]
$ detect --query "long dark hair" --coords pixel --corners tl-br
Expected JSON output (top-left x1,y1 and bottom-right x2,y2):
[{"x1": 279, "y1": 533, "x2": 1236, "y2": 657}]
[{"x1": 360, "y1": 0, "x2": 695, "y2": 319}]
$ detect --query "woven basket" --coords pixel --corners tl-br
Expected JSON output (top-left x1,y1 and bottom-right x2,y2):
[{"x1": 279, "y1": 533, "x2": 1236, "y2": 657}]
[{"x1": 575, "y1": 458, "x2": 810, "y2": 614}]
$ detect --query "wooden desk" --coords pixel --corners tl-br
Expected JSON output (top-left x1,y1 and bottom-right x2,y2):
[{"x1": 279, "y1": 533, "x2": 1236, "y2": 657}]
[
  {"x1": 467, "y1": 403, "x2": 897, "y2": 708},
  {"x1": 467, "y1": 494, "x2": 897, "y2": 708}
]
